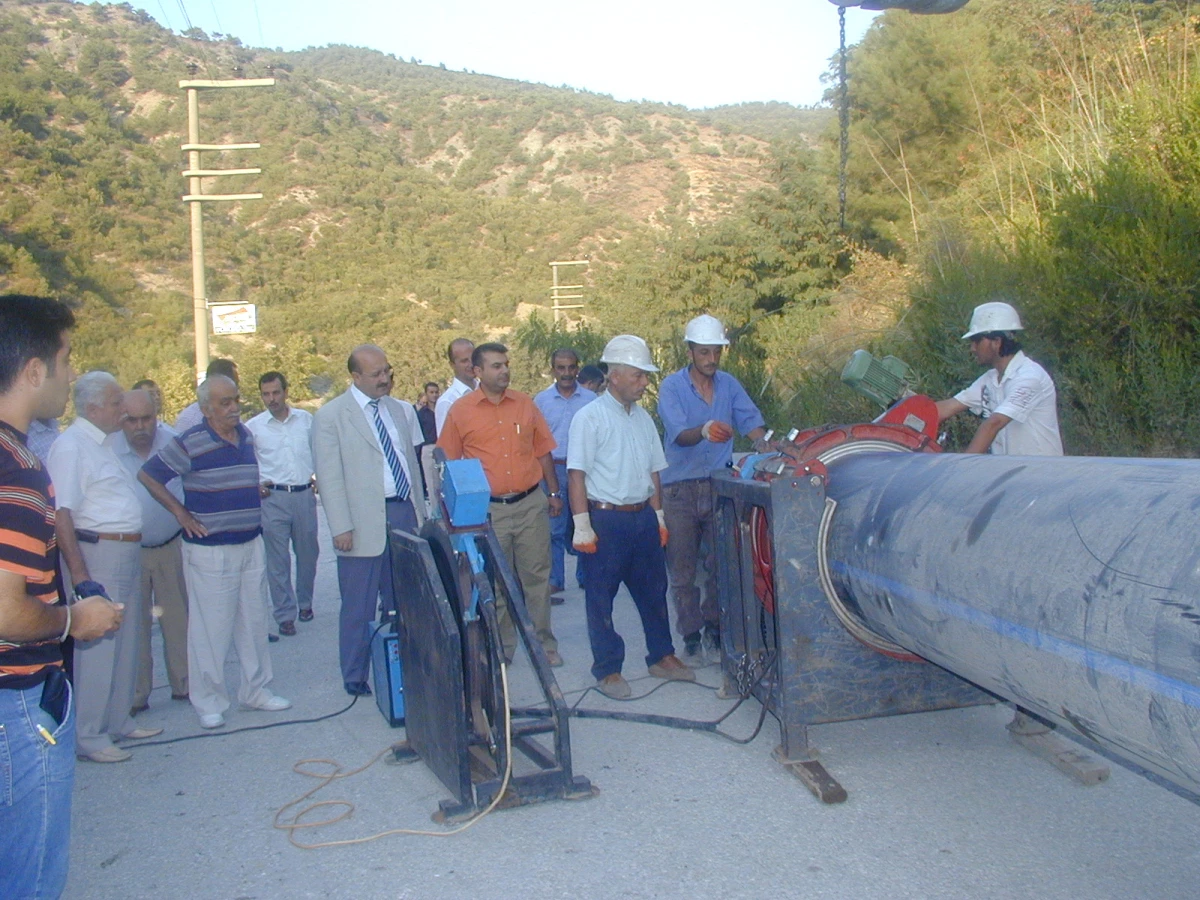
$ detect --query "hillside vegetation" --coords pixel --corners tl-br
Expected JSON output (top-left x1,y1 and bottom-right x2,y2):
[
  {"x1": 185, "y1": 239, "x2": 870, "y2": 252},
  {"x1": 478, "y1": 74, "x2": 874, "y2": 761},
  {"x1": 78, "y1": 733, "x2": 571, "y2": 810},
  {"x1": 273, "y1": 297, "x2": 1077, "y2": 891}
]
[{"x1": 1, "y1": 0, "x2": 1198, "y2": 457}]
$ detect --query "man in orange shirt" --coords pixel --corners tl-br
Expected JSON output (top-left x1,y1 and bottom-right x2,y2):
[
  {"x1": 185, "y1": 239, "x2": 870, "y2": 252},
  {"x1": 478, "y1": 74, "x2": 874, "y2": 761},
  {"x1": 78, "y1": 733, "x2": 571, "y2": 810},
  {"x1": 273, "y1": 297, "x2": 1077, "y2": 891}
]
[{"x1": 438, "y1": 343, "x2": 563, "y2": 666}]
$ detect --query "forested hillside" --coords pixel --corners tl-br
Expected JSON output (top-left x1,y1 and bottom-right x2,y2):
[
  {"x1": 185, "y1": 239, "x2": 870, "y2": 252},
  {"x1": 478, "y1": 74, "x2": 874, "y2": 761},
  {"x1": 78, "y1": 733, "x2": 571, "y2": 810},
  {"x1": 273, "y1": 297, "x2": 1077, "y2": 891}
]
[
  {"x1": 2, "y1": 0, "x2": 1198, "y2": 457},
  {"x1": 0, "y1": 0, "x2": 836, "y2": 415}
]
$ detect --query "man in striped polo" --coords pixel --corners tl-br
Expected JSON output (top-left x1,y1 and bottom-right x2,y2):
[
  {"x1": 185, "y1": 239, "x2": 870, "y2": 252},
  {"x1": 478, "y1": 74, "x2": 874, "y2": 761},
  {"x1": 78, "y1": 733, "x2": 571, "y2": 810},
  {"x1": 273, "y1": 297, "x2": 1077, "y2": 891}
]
[
  {"x1": 139, "y1": 375, "x2": 291, "y2": 730},
  {"x1": 0, "y1": 295, "x2": 123, "y2": 898}
]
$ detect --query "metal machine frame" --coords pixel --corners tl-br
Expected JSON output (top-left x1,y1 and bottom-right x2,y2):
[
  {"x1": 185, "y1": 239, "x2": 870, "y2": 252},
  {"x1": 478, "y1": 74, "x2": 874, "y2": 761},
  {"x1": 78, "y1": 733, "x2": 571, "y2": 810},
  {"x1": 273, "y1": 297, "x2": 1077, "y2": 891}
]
[
  {"x1": 388, "y1": 523, "x2": 595, "y2": 821},
  {"x1": 712, "y1": 467, "x2": 994, "y2": 802}
]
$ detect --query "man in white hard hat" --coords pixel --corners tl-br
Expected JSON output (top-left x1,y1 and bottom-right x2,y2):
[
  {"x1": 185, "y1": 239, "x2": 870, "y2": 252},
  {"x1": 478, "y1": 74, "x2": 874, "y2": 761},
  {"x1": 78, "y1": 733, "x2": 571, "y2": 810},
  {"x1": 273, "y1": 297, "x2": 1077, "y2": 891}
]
[
  {"x1": 658, "y1": 314, "x2": 766, "y2": 665},
  {"x1": 935, "y1": 299, "x2": 1062, "y2": 738},
  {"x1": 934, "y1": 301, "x2": 1063, "y2": 456},
  {"x1": 568, "y1": 335, "x2": 694, "y2": 699}
]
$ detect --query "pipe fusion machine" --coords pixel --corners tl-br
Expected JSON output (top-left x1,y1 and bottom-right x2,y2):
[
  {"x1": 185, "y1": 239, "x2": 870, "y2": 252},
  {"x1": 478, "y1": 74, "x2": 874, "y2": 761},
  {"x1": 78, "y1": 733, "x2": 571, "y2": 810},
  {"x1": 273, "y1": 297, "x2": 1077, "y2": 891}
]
[
  {"x1": 384, "y1": 455, "x2": 595, "y2": 821},
  {"x1": 715, "y1": 352, "x2": 1200, "y2": 803}
]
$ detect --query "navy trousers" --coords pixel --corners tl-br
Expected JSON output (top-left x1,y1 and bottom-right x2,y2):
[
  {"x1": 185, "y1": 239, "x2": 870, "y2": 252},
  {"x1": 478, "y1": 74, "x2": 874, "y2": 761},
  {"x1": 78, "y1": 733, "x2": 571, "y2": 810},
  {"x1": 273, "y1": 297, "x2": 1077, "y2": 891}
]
[
  {"x1": 579, "y1": 505, "x2": 675, "y2": 681},
  {"x1": 335, "y1": 499, "x2": 417, "y2": 684}
]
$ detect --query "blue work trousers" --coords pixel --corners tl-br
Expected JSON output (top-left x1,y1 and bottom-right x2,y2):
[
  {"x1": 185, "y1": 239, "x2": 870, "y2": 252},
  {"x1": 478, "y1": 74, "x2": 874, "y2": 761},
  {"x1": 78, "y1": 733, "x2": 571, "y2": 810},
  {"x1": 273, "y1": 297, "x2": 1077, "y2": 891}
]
[
  {"x1": 0, "y1": 679, "x2": 75, "y2": 900},
  {"x1": 579, "y1": 506, "x2": 674, "y2": 681}
]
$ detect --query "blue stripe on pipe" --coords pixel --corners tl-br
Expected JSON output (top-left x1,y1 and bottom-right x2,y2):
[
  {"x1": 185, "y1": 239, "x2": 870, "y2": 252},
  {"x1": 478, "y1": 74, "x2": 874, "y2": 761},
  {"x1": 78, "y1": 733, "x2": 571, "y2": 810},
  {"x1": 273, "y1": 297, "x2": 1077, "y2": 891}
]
[{"x1": 832, "y1": 561, "x2": 1200, "y2": 711}]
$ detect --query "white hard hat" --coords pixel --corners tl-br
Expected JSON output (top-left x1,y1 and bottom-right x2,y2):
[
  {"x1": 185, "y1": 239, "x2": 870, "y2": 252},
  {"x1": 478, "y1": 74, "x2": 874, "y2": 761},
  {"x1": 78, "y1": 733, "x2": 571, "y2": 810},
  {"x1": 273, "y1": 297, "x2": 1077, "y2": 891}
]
[
  {"x1": 962, "y1": 301, "x2": 1023, "y2": 339},
  {"x1": 600, "y1": 334, "x2": 659, "y2": 373},
  {"x1": 683, "y1": 314, "x2": 729, "y2": 346}
]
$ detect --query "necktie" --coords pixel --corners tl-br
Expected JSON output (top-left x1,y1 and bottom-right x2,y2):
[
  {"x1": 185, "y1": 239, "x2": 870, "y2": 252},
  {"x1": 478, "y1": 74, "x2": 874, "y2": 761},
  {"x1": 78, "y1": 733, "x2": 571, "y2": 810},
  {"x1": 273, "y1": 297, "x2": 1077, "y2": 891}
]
[{"x1": 369, "y1": 400, "x2": 410, "y2": 501}]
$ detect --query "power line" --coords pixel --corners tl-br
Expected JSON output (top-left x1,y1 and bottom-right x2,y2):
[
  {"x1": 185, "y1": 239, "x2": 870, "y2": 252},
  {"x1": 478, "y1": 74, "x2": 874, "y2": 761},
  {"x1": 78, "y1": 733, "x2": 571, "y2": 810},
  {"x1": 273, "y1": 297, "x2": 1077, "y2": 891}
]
[
  {"x1": 154, "y1": 0, "x2": 174, "y2": 31},
  {"x1": 252, "y1": 0, "x2": 265, "y2": 47},
  {"x1": 174, "y1": 0, "x2": 193, "y2": 32},
  {"x1": 208, "y1": 0, "x2": 225, "y2": 36}
]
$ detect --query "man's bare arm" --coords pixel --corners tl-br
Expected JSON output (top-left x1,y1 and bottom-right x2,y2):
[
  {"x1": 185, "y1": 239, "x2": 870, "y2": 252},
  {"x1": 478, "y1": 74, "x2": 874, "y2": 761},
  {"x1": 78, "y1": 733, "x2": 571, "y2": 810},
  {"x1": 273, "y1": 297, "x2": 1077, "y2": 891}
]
[
  {"x1": 0, "y1": 569, "x2": 122, "y2": 643},
  {"x1": 965, "y1": 413, "x2": 1011, "y2": 454},
  {"x1": 138, "y1": 470, "x2": 207, "y2": 538},
  {"x1": 935, "y1": 398, "x2": 968, "y2": 422}
]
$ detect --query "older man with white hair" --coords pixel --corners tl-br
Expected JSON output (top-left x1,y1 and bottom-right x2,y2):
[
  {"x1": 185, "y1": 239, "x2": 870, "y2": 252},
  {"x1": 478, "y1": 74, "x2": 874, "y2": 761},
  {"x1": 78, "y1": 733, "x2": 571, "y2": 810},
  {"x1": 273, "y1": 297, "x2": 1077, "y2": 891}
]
[
  {"x1": 139, "y1": 375, "x2": 290, "y2": 730},
  {"x1": 567, "y1": 335, "x2": 694, "y2": 699},
  {"x1": 48, "y1": 371, "x2": 162, "y2": 763}
]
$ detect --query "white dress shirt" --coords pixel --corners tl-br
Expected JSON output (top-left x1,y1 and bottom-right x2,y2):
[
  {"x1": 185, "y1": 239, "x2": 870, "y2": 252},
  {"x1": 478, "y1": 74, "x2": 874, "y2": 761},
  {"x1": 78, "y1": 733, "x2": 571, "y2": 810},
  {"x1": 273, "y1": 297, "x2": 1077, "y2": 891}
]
[
  {"x1": 245, "y1": 406, "x2": 315, "y2": 486},
  {"x1": 350, "y1": 385, "x2": 418, "y2": 498},
  {"x1": 174, "y1": 401, "x2": 203, "y2": 433},
  {"x1": 434, "y1": 377, "x2": 476, "y2": 435},
  {"x1": 47, "y1": 418, "x2": 142, "y2": 532}
]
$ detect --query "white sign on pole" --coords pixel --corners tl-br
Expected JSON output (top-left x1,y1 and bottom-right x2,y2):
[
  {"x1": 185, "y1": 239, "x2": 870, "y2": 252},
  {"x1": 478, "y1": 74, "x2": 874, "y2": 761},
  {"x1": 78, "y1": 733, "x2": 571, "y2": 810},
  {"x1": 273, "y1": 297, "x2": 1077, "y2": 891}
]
[{"x1": 211, "y1": 303, "x2": 257, "y2": 335}]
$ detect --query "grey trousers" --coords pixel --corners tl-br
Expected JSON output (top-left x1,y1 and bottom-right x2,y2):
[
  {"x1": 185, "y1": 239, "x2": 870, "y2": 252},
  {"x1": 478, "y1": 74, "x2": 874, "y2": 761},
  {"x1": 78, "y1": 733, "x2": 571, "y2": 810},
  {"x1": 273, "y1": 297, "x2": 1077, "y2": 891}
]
[
  {"x1": 73, "y1": 540, "x2": 142, "y2": 755},
  {"x1": 133, "y1": 536, "x2": 189, "y2": 707},
  {"x1": 261, "y1": 489, "x2": 319, "y2": 624},
  {"x1": 488, "y1": 489, "x2": 556, "y2": 657},
  {"x1": 662, "y1": 478, "x2": 719, "y2": 638},
  {"x1": 182, "y1": 538, "x2": 275, "y2": 718}
]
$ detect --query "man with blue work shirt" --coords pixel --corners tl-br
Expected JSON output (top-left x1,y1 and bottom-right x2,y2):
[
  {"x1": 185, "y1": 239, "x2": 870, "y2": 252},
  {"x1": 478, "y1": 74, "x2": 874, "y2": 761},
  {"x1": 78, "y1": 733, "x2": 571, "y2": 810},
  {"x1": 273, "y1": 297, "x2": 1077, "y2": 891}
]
[
  {"x1": 534, "y1": 347, "x2": 596, "y2": 601},
  {"x1": 139, "y1": 375, "x2": 291, "y2": 730},
  {"x1": 569, "y1": 334, "x2": 694, "y2": 700},
  {"x1": 658, "y1": 314, "x2": 766, "y2": 664}
]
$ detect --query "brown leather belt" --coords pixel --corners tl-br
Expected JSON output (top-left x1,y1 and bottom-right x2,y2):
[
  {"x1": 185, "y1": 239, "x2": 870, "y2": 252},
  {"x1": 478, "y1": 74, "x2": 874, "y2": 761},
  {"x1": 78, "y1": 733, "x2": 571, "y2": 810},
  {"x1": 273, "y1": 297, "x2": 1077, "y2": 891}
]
[
  {"x1": 588, "y1": 500, "x2": 648, "y2": 513},
  {"x1": 490, "y1": 485, "x2": 539, "y2": 505},
  {"x1": 77, "y1": 531, "x2": 142, "y2": 543}
]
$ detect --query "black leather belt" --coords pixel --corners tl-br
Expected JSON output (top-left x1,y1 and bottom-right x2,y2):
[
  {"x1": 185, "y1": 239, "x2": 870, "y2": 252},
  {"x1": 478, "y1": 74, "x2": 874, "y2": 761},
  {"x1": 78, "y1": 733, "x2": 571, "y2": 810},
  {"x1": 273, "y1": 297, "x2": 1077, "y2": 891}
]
[
  {"x1": 588, "y1": 500, "x2": 648, "y2": 513},
  {"x1": 490, "y1": 485, "x2": 539, "y2": 505},
  {"x1": 267, "y1": 483, "x2": 312, "y2": 492},
  {"x1": 552, "y1": 458, "x2": 567, "y2": 464},
  {"x1": 143, "y1": 531, "x2": 182, "y2": 550},
  {"x1": 385, "y1": 495, "x2": 410, "y2": 503}
]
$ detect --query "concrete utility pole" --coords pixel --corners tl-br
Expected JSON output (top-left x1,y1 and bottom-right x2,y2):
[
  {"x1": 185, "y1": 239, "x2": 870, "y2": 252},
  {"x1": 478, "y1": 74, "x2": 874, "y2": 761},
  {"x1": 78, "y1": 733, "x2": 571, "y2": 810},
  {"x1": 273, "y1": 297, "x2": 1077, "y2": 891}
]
[
  {"x1": 549, "y1": 260, "x2": 587, "y2": 324},
  {"x1": 180, "y1": 76, "x2": 274, "y2": 383}
]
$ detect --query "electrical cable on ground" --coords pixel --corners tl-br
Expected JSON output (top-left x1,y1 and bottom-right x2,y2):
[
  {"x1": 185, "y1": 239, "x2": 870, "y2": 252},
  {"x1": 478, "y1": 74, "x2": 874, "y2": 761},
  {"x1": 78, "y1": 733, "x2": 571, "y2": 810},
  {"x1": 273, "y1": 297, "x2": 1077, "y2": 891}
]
[
  {"x1": 119, "y1": 695, "x2": 361, "y2": 749},
  {"x1": 272, "y1": 661, "x2": 514, "y2": 848}
]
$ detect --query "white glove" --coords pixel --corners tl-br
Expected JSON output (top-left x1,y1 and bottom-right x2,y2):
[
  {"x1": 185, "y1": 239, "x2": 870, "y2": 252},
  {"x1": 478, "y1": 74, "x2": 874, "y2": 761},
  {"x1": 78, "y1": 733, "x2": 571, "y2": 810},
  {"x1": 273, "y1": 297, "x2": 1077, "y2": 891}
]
[{"x1": 572, "y1": 513, "x2": 598, "y2": 552}]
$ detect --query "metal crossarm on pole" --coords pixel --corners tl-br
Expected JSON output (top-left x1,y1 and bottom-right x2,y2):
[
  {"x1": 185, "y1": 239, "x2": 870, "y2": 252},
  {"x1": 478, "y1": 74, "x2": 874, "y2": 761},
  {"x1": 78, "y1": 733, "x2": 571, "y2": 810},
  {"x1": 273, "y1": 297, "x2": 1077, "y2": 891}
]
[{"x1": 180, "y1": 77, "x2": 274, "y2": 382}]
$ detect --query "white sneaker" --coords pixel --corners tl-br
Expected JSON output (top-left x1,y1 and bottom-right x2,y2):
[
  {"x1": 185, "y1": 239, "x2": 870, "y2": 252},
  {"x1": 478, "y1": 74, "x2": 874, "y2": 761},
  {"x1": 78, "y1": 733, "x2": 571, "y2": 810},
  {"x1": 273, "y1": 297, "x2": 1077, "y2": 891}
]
[
  {"x1": 243, "y1": 694, "x2": 291, "y2": 712},
  {"x1": 199, "y1": 713, "x2": 225, "y2": 729}
]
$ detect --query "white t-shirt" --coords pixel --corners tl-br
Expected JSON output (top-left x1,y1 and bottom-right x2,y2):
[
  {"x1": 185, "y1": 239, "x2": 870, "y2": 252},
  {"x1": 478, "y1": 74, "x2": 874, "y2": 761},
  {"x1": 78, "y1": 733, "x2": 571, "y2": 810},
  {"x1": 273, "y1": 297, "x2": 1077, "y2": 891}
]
[
  {"x1": 954, "y1": 351, "x2": 1063, "y2": 456},
  {"x1": 567, "y1": 391, "x2": 667, "y2": 506}
]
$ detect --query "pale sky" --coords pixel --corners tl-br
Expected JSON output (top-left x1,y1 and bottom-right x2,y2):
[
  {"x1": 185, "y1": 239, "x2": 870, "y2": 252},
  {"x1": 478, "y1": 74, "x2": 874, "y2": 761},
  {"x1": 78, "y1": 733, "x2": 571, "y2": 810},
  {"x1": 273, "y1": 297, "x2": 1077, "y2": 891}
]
[{"x1": 107, "y1": 0, "x2": 879, "y2": 109}]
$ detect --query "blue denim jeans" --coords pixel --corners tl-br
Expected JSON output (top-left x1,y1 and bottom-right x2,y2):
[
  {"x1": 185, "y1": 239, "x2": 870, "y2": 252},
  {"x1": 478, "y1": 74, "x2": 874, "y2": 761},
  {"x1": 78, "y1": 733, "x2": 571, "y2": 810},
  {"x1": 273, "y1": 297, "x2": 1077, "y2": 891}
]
[
  {"x1": 543, "y1": 461, "x2": 578, "y2": 589},
  {"x1": 0, "y1": 678, "x2": 75, "y2": 900},
  {"x1": 579, "y1": 506, "x2": 675, "y2": 681}
]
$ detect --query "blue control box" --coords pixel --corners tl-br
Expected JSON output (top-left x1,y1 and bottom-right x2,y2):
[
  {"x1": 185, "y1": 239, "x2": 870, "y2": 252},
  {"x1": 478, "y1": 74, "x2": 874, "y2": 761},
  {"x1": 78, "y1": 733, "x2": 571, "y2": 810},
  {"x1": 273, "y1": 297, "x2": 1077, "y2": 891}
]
[
  {"x1": 370, "y1": 624, "x2": 404, "y2": 727},
  {"x1": 442, "y1": 458, "x2": 491, "y2": 528}
]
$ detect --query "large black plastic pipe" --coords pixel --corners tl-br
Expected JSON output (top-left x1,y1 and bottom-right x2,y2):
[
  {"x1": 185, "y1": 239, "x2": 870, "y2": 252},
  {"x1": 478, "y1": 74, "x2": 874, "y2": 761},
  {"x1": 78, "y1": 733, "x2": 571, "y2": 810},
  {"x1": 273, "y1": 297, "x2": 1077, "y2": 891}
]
[{"x1": 823, "y1": 452, "x2": 1200, "y2": 792}]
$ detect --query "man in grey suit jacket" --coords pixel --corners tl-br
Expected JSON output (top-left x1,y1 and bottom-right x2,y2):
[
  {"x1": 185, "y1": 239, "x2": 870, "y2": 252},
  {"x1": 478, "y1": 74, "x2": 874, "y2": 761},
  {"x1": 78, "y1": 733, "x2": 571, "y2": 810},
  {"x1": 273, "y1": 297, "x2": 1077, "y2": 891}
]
[{"x1": 312, "y1": 345, "x2": 426, "y2": 695}]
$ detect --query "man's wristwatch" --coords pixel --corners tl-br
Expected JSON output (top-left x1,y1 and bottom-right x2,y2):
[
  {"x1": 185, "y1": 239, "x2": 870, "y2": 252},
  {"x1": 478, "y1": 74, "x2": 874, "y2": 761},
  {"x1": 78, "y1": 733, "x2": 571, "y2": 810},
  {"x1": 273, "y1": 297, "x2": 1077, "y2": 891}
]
[{"x1": 548, "y1": 491, "x2": 561, "y2": 499}]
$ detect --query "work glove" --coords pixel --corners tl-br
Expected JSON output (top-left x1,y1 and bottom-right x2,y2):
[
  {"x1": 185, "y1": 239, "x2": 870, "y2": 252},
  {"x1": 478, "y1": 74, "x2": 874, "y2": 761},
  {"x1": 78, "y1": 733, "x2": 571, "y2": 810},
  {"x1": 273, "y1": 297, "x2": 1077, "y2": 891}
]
[
  {"x1": 572, "y1": 513, "x2": 598, "y2": 553},
  {"x1": 701, "y1": 420, "x2": 734, "y2": 443},
  {"x1": 656, "y1": 508, "x2": 669, "y2": 548}
]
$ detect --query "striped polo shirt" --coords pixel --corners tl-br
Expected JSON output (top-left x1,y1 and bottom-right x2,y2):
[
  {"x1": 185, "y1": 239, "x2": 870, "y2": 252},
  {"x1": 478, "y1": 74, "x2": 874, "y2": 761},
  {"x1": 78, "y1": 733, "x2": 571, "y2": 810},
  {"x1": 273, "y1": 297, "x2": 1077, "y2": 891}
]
[
  {"x1": 141, "y1": 421, "x2": 262, "y2": 546},
  {"x1": 0, "y1": 421, "x2": 64, "y2": 689}
]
